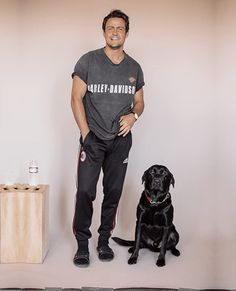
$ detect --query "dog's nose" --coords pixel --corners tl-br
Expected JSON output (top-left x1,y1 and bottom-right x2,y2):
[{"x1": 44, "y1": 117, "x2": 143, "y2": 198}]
[{"x1": 152, "y1": 179, "x2": 162, "y2": 189}]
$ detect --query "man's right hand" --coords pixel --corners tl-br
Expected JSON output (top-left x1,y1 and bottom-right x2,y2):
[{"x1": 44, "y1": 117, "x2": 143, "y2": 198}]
[{"x1": 81, "y1": 129, "x2": 90, "y2": 143}]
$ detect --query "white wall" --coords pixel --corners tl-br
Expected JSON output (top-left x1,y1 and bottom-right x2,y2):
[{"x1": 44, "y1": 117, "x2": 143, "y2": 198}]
[
  {"x1": 0, "y1": 0, "x2": 235, "y2": 282},
  {"x1": 214, "y1": 0, "x2": 236, "y2": 285},
  {"x1": 215, "y1": 0, "x2": 236, "y2": 236}
]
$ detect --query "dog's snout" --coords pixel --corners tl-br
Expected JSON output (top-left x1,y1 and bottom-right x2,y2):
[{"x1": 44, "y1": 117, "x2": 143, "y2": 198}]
[
  {"x1": 154, "y1": 177, "x2": 161, "y2": 184},
  {"x1": 154, "y1": 179, "x2": 160, "y2": 185},
  {"x1": 152, "y1": 178, "x2": 162, "y2": 189}
]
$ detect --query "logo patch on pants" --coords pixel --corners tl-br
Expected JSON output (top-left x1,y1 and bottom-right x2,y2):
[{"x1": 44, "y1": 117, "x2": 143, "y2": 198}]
[{"x1": 80, "y1": 150, "x2": 86, "y2": 162}]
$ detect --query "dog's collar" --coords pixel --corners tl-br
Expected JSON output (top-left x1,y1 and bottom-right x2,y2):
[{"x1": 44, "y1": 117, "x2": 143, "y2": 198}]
[{"x1": 144, "y1": 191, "x2": 170, "y2": 205}]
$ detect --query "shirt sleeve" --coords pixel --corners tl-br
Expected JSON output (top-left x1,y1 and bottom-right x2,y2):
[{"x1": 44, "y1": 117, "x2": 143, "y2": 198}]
[
  {"x1": 71, "y1": 53, "x2": 89, "y2": 83},
  {"x1": 136, "y1": 65, "x2": 145, "y2": 92}
]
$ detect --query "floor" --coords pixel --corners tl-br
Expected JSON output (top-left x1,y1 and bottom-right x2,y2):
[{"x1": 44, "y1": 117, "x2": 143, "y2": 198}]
[{"x1": 1, "y1": 232, "x2": 233, "y2": 290}]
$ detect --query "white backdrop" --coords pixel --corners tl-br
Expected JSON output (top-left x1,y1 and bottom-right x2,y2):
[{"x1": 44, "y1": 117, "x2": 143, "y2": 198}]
[{"x1": 0, "y1": 0, "x2": 235, "y2": 288}]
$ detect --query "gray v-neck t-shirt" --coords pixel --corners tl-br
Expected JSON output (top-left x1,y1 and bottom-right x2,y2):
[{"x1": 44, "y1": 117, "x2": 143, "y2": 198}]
[{"x1": 72, "y1": 48, "x2": 145, "y2": 140}]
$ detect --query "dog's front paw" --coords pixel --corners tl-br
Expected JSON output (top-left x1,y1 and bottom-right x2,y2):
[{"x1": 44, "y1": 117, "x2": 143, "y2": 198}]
[
  {"x1": 156, "y1": 258, "x2": 165, "y2": 267},
  {"x1": 128, "y1": 256, "x2": 137, "y2": 265},
  {"x1": 171, "y1": 248, "x2": 180, "y2": 257},
  {"x1": 128, "y1": 247, "x2": 134, "y2": 253}
]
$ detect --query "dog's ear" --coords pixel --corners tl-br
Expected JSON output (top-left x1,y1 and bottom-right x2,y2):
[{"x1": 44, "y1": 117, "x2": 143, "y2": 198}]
[
  {"x1": 142, "y1": 170, "x2": 148, "y2": 184},
  {"x1": 170, "y1": 174, "x2": 175, "y2": 188}
]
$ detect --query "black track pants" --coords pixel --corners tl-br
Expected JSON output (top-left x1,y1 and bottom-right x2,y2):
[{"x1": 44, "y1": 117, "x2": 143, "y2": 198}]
[{"x1": 72, "y1": 131, "x2": 132, "y2": 243}]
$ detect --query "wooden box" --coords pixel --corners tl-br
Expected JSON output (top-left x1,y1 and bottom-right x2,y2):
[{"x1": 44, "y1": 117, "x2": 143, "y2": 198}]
[{"x1": 0, "y1": 184, "x2": 49, "y2": 263}]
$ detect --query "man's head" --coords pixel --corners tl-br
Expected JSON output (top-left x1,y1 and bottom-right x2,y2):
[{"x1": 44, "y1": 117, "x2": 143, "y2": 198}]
[
  {"x1": 102, "y1": 10, "x2": 129, "y2": 50},
  {"x1": 102, "y1": 10, "x2": 129, "y2": 33}
]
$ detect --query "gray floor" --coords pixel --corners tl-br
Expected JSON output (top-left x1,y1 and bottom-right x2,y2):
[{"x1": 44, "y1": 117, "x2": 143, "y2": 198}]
[{"x1": 1, "y1": 232, "x2": 234, "y2": 289}]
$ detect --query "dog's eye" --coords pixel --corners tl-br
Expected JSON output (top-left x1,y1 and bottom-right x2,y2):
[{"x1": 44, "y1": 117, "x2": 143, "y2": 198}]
[
  {"x1": 159, "y1": 169, "x2": 166, "y2": 175},
  {"x1": 150, "y1": 168, "x2": 156, "y2": 175}
]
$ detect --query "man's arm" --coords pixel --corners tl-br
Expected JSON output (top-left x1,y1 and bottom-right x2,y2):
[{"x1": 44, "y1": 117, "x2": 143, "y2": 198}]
[
  {"x1": 118, "y1": 87, "x2": 144, "y2": 136},
  {"x1": 71, "y1": 75, "x2": 90, "y2": 141}
]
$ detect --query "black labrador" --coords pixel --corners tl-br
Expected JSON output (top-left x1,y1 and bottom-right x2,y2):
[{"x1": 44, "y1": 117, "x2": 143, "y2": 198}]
[{"x1": 112, "y1": 164, "x2": 180, "y2": 267}]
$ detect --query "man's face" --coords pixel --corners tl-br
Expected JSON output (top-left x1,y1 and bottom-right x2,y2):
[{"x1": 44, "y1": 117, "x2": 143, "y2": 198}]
[{"x1": 103, "y1": 17, "x2": 128, "y2": 50}]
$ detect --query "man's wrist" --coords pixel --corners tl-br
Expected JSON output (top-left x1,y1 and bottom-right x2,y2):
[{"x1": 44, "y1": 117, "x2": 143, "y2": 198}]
[
  {"x1": 81, "y1": 128, "x2": 90, "y2": 139},
  {"x1": 131, "y1": 111, "x2": 139, "y2": 121}
]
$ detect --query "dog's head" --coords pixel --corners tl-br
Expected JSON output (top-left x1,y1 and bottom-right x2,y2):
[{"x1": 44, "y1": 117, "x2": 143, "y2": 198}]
[{"x1": 142, "y1": 165, "x2": 175, "y2": 195}]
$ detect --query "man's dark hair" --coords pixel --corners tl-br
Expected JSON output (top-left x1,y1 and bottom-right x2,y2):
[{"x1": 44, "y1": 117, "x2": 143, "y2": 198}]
[{"x1": 102, "y1": 9, "x2": 129, "y2": 32}]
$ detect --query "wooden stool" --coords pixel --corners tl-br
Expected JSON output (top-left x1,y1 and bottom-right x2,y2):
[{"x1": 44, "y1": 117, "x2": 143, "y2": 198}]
[{"x1": 0, "y1": 184, "x2": 49, "y2": 263}]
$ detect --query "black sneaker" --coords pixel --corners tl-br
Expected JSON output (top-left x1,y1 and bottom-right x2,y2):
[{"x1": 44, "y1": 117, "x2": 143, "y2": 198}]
[
  {"x1": 97, "y1": 245, "x2": 114, "y2": 261},
  {"x1": 73, "y1": 250, "x2": 90, "y2": 267}
]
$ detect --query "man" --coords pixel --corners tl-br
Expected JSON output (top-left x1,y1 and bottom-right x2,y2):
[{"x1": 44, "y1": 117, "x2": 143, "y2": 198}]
[{"x1": 71, "y1": 9, "x2": 145, "y2": 267}]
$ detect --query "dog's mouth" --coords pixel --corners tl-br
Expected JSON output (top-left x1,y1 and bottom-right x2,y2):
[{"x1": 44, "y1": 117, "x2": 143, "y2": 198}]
[{"x1": 151, "y1": 181, "x2": 163, "y2": 191}]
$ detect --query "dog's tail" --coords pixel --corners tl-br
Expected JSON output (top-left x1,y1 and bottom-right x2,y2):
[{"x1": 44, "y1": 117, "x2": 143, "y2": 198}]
[{"x1": 112, "y1": 237, "x2": 134, "y2": 246}]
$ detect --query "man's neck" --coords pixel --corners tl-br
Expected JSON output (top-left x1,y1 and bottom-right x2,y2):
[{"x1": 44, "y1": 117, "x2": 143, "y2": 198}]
[{"x1": 103, "y1": 46, "x2": 125, "y2": 64}]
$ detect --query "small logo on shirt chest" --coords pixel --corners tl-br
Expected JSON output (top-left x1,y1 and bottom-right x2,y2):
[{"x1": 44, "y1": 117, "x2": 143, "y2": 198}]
[{"x1": 129, "y1": 77, "x2": 136, "y2": 83}]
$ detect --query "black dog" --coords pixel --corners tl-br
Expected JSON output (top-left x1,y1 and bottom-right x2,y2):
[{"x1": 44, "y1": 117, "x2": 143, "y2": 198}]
[{"x1": 112, "y1": 164, "x2": 180, "y2": 267}]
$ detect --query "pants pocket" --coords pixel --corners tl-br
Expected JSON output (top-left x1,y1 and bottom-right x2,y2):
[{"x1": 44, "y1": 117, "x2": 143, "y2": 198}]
[{"x1": 80, "y1": 131, "x2": 92, "y2": 146}]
